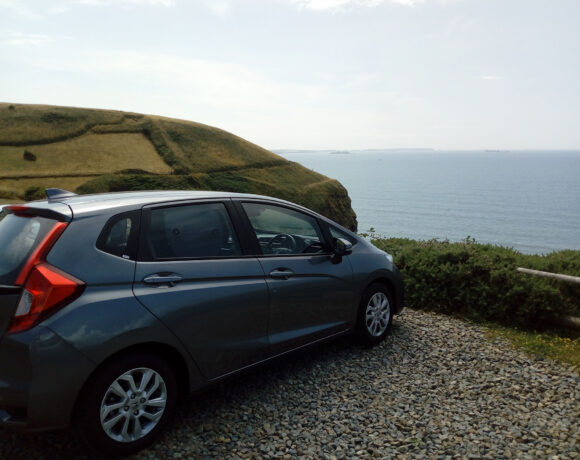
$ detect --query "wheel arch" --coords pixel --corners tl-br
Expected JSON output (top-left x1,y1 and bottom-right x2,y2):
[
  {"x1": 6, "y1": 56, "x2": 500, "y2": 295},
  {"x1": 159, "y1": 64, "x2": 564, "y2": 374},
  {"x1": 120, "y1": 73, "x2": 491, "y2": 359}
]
[
  {"x1": 72, "y1": 341, "x2": 191, "y2": 420},
  {"x1": 363, "y1": 272, "x2": 404, "y2": 314}
]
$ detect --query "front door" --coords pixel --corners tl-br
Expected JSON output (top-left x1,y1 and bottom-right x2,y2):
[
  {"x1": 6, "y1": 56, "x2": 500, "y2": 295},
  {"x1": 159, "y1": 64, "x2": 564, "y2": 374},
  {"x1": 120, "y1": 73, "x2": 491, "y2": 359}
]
[{"x1": 240, "y1": 202, "x2": 355, "y2": 354}]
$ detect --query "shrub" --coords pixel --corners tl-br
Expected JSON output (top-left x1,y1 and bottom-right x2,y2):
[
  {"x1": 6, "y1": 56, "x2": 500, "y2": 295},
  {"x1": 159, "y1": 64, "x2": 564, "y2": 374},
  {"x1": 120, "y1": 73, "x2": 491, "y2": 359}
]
[
  {"x1": 141, "y1": 121, "x2": 191, "y2": 174},
  {"x1": 23, "y1": 150, "x2": 37, "y2": 161},
  {"x1": 24, "y1": 186, "x2": 46, "y2": 201},
  {"x1": 371, "y1": 237, "x2": 580, "y2": 330},
  {"x1": 76, "y1": 174, "x2": 202, "y2": 194}
]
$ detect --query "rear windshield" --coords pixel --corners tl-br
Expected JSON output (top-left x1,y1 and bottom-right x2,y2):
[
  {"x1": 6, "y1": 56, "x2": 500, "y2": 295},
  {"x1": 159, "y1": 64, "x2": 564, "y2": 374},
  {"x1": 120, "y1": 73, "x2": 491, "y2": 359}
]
[{"x1": 0, "y1": 212, "x2": 57, "y2": 285}]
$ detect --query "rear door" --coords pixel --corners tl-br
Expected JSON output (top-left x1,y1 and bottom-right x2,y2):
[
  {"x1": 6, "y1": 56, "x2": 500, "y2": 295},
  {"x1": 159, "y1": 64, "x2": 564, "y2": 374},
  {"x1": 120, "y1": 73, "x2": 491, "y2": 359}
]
[
  {"x1": 238, "y1": 201, "x2": 355, "y2": 355},
  {"x1": 132, "y1": 200, "x2": 269, "y2": 380}
]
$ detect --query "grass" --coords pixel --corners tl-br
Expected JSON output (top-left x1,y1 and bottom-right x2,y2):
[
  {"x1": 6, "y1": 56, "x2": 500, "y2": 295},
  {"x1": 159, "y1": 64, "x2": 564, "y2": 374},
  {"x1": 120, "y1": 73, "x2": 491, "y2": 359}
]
[
  {"x1": 0, "y1": 133, "x2": 172, "y2": 177},
  {"x1": 484, "y1": 323, "x2": 580, "y2": 369},
  {"x1": 157, "y1": 118, "x2": 286, "y2": 173},
  {"x1": 0, "y1": 103, "x2": 125, "y2": 145}
]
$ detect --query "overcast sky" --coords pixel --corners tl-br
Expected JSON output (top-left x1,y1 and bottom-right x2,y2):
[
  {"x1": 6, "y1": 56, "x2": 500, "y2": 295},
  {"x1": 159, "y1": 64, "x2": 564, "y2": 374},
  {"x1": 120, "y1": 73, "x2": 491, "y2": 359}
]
[{"x1": 1, "y1": 0, "x2": 579, "y2": 150}]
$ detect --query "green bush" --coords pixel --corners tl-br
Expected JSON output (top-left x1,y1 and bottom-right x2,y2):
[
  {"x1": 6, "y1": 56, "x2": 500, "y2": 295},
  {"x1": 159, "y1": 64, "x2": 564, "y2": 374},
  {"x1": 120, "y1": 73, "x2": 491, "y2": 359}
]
[
  {"x1": 371, "y1": 237, "x2": 580, "y2": 330},
  {"x1": 76, "y1": 174, "x2": 202, "y2": 194},
  {"x1": 24, "y1": 186, "x2": 46, "y2": 201},
  {"x1": 141, "y1": 121, "x2": 191, "y2": 174}
]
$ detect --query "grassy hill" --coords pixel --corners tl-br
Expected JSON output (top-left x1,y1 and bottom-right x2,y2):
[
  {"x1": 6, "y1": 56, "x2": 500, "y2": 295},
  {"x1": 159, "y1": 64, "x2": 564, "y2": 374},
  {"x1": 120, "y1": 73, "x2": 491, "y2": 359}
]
[{"x1": 0, "y1": 103, "x2": 357, "y2": 230}]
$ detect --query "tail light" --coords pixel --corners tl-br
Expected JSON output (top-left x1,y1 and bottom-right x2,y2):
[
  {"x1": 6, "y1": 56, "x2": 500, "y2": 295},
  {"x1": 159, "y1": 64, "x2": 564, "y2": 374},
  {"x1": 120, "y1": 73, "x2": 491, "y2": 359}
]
[
  {"x1": 8, "y1": 222, "x2": 85, "y2": 334},
  {"x1": 9, "y1": 264, "x2": 85, "y2": 333}
]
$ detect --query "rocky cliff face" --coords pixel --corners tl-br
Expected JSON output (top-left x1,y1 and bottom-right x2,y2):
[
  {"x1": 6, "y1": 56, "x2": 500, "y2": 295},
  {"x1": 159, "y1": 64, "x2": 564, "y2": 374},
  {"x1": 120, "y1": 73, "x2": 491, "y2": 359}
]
[{"x1": 0, "y1": 103, "x2": 357, "y2": 231}]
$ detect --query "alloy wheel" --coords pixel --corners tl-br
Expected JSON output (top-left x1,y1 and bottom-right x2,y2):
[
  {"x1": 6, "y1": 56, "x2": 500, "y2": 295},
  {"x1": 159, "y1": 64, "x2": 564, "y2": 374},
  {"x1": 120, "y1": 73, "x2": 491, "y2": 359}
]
[
  {"x1": 100, "y1": 367, "x2": 168, "y2": 443},
  {"x1": 365, "y1": 292, "x2": 391, "y2": 337}
]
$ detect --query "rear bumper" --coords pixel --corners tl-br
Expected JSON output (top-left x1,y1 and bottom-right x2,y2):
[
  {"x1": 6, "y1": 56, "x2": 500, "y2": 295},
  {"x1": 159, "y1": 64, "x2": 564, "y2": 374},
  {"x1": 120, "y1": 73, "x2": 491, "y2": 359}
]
[{"x1": 0, "y1": 326, "x2": 95, "y2": 431}]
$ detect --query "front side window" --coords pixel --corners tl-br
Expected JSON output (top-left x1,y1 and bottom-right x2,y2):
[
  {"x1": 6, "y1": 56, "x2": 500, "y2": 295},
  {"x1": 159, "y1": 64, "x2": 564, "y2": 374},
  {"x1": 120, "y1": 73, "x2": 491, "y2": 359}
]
[
  {"x1": 242, "y1": 202, "x2": 327, "y2": 255},
  {"x1": 144, "y1": 202, "x2": 241, "y2": 260}
]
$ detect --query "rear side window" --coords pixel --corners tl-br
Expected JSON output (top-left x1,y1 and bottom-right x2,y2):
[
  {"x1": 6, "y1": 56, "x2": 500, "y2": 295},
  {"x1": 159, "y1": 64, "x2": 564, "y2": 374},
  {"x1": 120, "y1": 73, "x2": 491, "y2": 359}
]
[
  {"x1": 0, "y1": 213, "x2": 57, "y2": 285},
  {"x1": 96, "y1": 211, "x2": 140, "y2": 260},
  {"x1": 142, "y1": 203, "x2": 242, "y2": 260}
]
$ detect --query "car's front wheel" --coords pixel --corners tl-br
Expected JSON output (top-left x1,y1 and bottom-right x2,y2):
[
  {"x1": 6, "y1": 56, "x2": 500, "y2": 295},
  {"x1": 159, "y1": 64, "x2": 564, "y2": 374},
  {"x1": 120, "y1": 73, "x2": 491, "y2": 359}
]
[
  {"x1": 357, "y1": 283, "x2": 393, "y2": 345},
  {"x1": 74, "y1": 352, "x2": 178, "y2": 456}
]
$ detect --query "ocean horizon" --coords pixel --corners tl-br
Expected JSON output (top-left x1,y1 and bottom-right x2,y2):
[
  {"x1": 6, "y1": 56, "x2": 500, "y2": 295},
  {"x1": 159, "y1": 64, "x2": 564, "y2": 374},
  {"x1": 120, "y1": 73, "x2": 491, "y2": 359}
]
[{"x1": 278, "y1": 150, "x2": 580, "y2": 255}]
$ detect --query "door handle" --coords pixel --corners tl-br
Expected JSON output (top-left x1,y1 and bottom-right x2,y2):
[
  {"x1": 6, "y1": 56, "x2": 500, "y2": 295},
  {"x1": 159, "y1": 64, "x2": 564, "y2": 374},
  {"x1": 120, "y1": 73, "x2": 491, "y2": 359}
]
[
  {"x1": 143, "y1": 273, "x2": 183, "y2": 286},
  {"x1": 269, "y1": 269, "x2": 294, "y2": 280}
]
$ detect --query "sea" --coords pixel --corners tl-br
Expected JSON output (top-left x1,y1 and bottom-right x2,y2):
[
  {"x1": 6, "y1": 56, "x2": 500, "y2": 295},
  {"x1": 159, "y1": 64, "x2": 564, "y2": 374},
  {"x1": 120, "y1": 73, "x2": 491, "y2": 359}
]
[{"x1": 278, "y1": 150, "x2": 580, "y2": 255}]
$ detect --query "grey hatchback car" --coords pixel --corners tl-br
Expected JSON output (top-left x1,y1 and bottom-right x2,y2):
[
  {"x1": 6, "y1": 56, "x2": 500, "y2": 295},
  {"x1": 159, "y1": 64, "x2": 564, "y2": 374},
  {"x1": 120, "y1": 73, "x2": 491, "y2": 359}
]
[{"x1": 0, "y1": 189, "x2": 403, "y2": 455}]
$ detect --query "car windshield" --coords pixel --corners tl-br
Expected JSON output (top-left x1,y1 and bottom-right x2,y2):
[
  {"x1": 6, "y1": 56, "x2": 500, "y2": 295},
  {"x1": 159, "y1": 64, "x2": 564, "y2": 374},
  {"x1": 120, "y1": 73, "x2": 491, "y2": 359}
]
[{"x1": 0, "y1": 212, "x2": 56, "y2": 285}]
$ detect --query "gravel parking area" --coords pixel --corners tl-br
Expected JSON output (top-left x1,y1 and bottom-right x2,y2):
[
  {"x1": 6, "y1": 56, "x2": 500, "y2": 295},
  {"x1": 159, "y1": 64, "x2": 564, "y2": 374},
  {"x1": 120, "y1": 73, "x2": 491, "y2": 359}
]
[{"x1": 1, "y1": 309, "x2": 578, "y2": 459}]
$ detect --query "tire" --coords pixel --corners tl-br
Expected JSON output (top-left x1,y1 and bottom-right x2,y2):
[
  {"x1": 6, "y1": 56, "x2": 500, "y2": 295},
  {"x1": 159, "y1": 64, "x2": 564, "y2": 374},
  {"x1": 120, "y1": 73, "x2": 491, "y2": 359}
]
[
  {"x1": 74, "y1": 352, "x2": 178, "y2": 457},
  {"x1": 357, "y1": 283, "x2": 393, "y2": 345}
]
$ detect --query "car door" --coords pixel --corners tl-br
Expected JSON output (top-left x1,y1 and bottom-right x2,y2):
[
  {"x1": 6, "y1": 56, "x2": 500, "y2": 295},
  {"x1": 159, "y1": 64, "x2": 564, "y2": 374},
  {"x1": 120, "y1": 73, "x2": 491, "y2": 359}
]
[
  {"x1": 132, "y1": 200, "x2": 269, "y2": 380},
  {"x1": 237, "y1": 201, "x2": 355, "y2": 355}
]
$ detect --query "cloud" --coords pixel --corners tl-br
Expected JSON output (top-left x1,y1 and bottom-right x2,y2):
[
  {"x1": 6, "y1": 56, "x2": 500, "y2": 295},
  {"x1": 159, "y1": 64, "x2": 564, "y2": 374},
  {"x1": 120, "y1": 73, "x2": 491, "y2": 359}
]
[
  {"x1": 290, "y1": 0, "x2": 384, "y2": 12},
  {"x1": 39, "y1": 50, "x2": 281, "y2": 112},
  {"x1": 122, "y1": 0, "x2": 175, "y2": 5},
  {"x1": 73, "y1": 0, "x2": 175, "y2": 6},
  {"x1": 0, "y1": 32, "x2": 60, "y2": 46},
  {"x1": 22, "y1": 49, "x2": 419, "y2": 148},
  {"x1": 205, "y1": 0, "x2": 231, "y2": 17},
  {"x1": 0, "y1": 0, "x2": 19, "y2": 9},
  {"x1": 390, "y1": 0, "x2": 423, "y2": 5},
  {"x1": 0, "y1": 0, "x2": 38, "y2": 17},
  {"x1": 391, "y1": 0, "x2": 463, "y2": 5},
  {"x1": 480, "y1": 75, "x2": 502, "y2": 81},
  {"x1": 289, "y1": 0, "x2": 458, "y2": 11}
]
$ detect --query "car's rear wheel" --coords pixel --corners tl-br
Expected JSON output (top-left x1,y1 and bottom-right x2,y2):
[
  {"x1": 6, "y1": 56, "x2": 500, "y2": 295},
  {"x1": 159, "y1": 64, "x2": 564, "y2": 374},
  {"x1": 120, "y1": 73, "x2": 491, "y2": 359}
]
[
  {"x1": 74, "y1": 352, "x2": 178, "y2": 456},
  {"x1": 357, "y1": 283, "x2": 393, "y2": 345}
]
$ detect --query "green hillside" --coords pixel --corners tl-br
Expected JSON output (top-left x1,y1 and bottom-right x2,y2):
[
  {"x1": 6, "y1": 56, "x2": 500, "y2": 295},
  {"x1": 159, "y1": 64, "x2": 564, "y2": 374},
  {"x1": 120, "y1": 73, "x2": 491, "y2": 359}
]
[{"x1": 0, "y1": 103, "x2": 357, "y2": 230}]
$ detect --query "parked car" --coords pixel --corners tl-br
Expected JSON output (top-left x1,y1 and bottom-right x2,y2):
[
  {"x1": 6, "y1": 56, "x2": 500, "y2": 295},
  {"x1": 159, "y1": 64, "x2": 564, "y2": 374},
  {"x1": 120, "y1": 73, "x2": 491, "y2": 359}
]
[{"x1": 0, "y1": 189, "x2": 403, "y2": 455}]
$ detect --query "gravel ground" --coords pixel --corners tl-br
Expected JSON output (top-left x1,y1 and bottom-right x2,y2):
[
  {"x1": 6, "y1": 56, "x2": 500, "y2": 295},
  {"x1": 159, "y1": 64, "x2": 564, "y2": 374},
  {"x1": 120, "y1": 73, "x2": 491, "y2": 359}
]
[{"x1": 1, "y1": 309, "x2": 578, "y2": 459}]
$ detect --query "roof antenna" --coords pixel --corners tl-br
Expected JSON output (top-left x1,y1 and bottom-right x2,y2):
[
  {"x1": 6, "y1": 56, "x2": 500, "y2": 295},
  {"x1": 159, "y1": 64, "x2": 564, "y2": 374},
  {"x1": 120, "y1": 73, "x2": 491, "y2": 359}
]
[{"x1": 45, "y1": 188, "x2": 77, "y2": 202}]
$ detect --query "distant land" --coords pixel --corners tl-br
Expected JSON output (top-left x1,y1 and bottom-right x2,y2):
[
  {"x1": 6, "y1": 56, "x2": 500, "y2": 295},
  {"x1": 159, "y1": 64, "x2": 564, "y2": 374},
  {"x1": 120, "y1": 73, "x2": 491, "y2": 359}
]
[
  {"x1": 0, "y1": 103, "x2": 357, "y2": 230},
  {"x1": 274, "y1": 148, "x2": 580, "y2": 155},
  {"x1": 273, "y1": 148, "x2": 435, "y2": 155}
]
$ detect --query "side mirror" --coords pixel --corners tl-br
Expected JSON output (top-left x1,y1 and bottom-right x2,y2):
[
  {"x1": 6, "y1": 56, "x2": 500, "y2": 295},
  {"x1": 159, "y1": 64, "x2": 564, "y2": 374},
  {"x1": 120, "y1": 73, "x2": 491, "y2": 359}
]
[{"x1": 331, "y1": 237, "x2": 352, "y2": 264}]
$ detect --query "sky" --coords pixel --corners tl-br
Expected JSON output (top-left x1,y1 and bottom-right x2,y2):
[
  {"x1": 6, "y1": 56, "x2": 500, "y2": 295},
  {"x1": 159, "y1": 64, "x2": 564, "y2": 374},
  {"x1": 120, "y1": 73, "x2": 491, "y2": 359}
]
[{"x1": 1, "y1": 0, "x2": 579, "y2": 150}]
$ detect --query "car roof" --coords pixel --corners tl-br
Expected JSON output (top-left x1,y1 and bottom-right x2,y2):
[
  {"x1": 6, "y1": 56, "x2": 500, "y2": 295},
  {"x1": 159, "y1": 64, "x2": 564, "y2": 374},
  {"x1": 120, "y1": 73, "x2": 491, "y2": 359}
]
[{"x1": 20, "y1": 190, "x2": 311, "y2": 219}]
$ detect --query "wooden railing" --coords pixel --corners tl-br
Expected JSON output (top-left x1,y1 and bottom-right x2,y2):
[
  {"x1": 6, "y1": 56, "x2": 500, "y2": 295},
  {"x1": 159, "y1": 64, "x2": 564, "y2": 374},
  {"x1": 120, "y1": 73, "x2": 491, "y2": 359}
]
[
  {"x1": 516, "y1": 267, "x2": 580, "y2": 284},
  {"x1": 517, "y1": 267, "x2": 580, "y2": 329}
]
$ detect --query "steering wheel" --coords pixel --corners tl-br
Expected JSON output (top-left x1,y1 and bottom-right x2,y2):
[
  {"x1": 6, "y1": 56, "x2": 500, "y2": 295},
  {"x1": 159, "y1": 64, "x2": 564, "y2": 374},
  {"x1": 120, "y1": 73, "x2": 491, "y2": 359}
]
[{"x1": 266, "y1": 233, "x2": 296, "y2": 252}]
